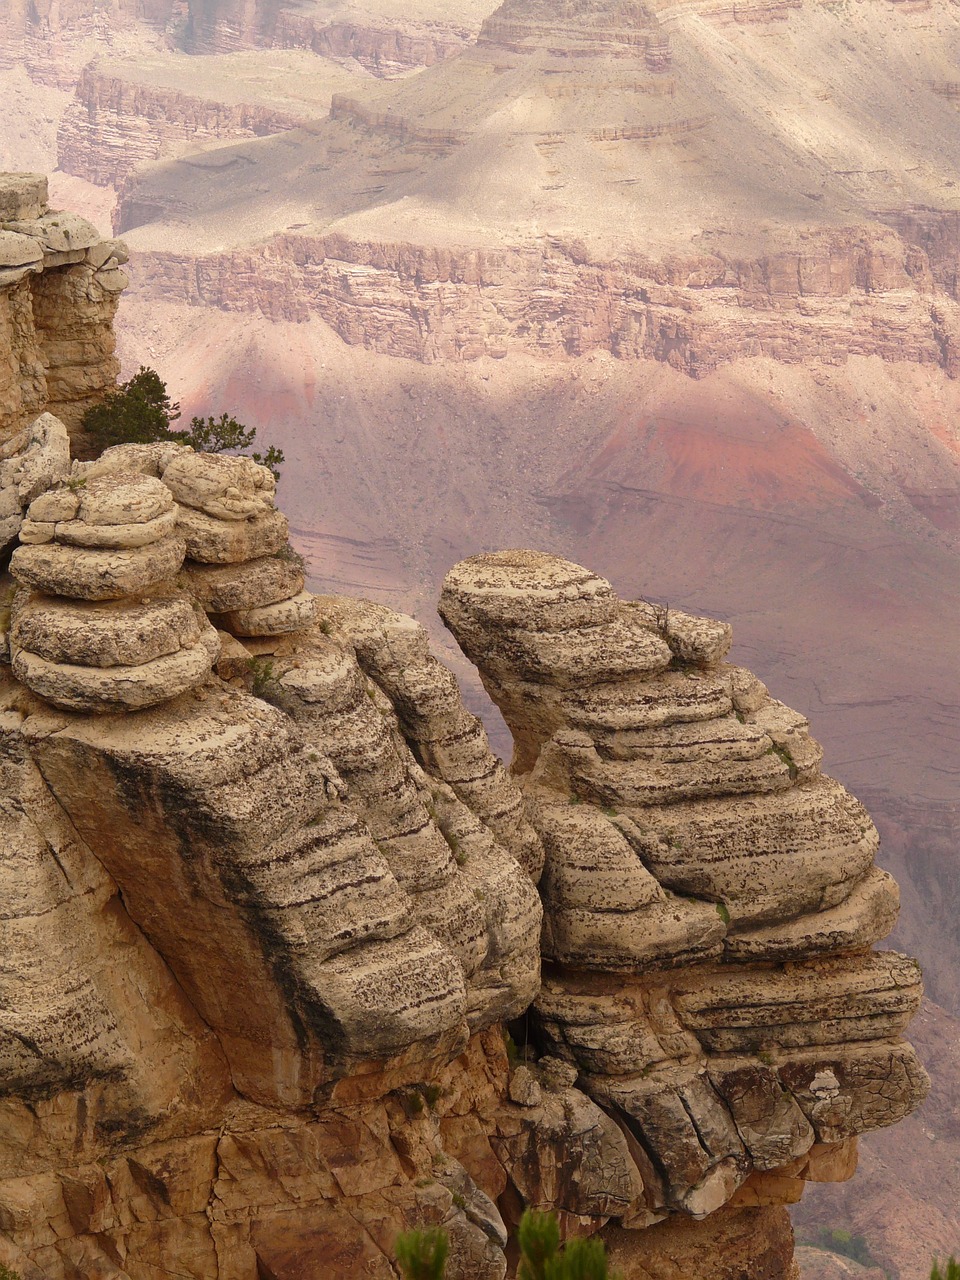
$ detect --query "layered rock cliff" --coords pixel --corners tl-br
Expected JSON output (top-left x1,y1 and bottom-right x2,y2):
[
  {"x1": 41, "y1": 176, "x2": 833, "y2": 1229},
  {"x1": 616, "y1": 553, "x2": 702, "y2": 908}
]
[
  {"x1": 115, "y1": 226, "x2": 958, "y2": 373},
  {"x1": 0, "y1": 0, "x2": 483, "y2": 75},
  {"x1": 56, "y1": 55, "x2": 353, "y2": 187},
  {"x1": 0, "y1": 174, "x2": 127, "y2": 440},
  {"x1": 111, "y1": 0, "x2": 960, "y2": 377},
  {"x1": 0, "y1": 176, "x2": 930, "y2": 1278}
]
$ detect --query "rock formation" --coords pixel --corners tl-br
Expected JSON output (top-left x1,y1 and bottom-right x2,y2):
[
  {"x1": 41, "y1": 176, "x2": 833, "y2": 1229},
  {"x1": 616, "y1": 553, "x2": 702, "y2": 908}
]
[
  {"x1": 0, "y1": 174, "x2": 931, "y2": 1278},
  {"x1": 0, "y1": 430, "x2": 929, "y2": 1275},
  {"x1": 438, "y1": 553, "x2": 926, "y2": 1234},
  {"x1": 0, "y1": 173, "x2": 127, "y2": 439}
]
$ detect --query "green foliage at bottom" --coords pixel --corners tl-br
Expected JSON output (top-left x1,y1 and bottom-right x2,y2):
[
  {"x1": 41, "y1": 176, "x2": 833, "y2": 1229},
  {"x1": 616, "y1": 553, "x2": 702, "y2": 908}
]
[
  {"x1": 931, "y1": 1258, "x2": 960, "y2": 1280},
  {"x1": 394, "y1": 1227, "x2": 448, "y2": 1280},
  {"x1": 518, "y1": 1212, "x2": 619, "y2": 1280},
  {"x1": 395, "y1": 1209, "x2": 620, "y2": 1280},
  {"x1": 802, "y1": 1226, "x2": 878, "y2": 1269}
]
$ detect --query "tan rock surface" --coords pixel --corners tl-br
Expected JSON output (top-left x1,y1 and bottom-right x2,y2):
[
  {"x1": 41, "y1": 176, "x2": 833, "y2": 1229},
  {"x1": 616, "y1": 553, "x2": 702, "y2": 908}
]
[
  {"x1": 11, "y1": 623, "x2": 220, "y2": 711},
  {"x1": 0, "y1": 174, "x2": 48, "y2": 223},
  {"x1": 175, "y1": 503, "x2": 289, "y2": 563},
  {"x1": 0, "y1": 412, "x2": 70, "y2": 550},
  {"x1": 217, "y1": 587, "x2": 316, "y2": 635},
  {"x1": 0, "y1": 178, "x2": 125, "y2": 440},
  {"x1": 183, "y1": 554, "x2": 304, "y2": 612},
  {"x1": 441, "y1": 549, "x2": 927, "y2": 1227},
  {"x1": 161, "y1": 450, "x2": 276, "y2": 520},
  {"x1": 10, "y1": 530, "x2": 187, "y2": 599},
  {"x1": 11, "y1": 591, "x2": 204, "y2": 667}
]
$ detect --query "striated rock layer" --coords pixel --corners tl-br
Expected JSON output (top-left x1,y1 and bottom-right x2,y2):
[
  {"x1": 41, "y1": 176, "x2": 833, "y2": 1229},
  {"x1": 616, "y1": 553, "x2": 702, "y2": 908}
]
[
  {"x1": 58, "y1": 63, "x2": 308, "y2": 187},
  {"x1": 113, "y1": 0, "x2": 960, "y2": 377}
]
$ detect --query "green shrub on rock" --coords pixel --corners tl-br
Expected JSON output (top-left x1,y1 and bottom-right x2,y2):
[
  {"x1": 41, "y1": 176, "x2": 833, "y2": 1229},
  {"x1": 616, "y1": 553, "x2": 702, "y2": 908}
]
[
  {"x1": 80, "y1": 366, "x2": 284, "y2": 479},
  {"x1": 82, "y1": 366, "x2": 180, "y2": 449},
  {"x1": 395, "y1": 1227, "x2": 448, "y2": 1280}
]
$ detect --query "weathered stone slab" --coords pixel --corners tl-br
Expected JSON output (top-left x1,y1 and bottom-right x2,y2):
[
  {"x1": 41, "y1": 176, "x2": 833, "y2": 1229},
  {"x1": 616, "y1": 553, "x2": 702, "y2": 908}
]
[
  {"x1": 10, "y1": 534, "x2": 186, "y2": 600},
  {"x1": 12, "y1": 592, "x2": 203, "y2": 668},
  {"x1": 12, "y1": 626, "x2": 219, "y2": 712}
]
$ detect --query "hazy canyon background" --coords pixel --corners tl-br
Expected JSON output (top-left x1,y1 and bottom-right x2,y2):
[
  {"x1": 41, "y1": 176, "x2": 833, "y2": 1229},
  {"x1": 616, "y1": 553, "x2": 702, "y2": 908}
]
[{"x1": 1, "y1": 0, "x2": 959, "y2": 1273}]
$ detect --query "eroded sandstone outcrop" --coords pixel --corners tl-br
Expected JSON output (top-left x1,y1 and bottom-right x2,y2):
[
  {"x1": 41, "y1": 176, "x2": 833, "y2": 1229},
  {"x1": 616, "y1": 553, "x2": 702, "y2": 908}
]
[
  {"x1": 0, "y1": 173, "x2": 127, "y2": 439},
  {"x1": 439, "y1": 551, "x2": 927, "y2": 1233}
]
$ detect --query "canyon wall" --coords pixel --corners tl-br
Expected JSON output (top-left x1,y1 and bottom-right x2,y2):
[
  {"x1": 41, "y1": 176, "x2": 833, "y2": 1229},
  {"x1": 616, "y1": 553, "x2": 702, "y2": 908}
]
[
  {"x1": 57, "y1": 64, "x2": 311, "y2": 186},
  {"x1": 0, "y1": 176, "x2": 930, "y2": 1279},
  {"x1": 268, "y1": 14, "x2": 476, "y2": 73},
  {"x1": 113, "y1": 226, "x2": 960, "y2": 376},
  {"x1": 180, "y1": 0, "x2": 481, "y2": 67}
]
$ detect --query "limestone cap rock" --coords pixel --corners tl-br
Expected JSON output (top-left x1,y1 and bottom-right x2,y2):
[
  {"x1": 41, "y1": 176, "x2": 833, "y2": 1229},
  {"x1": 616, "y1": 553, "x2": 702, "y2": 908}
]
[
  {"x1": 11, "y1": 624, "x2": 220, "y2": 713},
  {"x1": 11, "y1": 592, "x2": 205, "y2": 668},
  {"x1": 4, "y1": 210, "x2": 101, "y2": 255},
  {"x1": 0, "y1": 230, "x2": 43, "y2": 268},
  {"x1": 216, "y1": 590, "x2": 317, "y2": 637},
  {"x1": 20, "y1": 471, "x2": 178, "y2": 548},
  {"x1": 10, "y1": 533, "x2": 187, "y2": 601},
  {"x1": 182, "y1": 555, "x2": 305, "y2": 613},
  {"x1": 441, "y1": 549, "x2": 623, "y2": 629},
  {"x1": 80, "y1": 440, "x2": 191, "y2": 480},
  {"x1": 174, "y1": 503, "x2": 288, "y2": 564}
]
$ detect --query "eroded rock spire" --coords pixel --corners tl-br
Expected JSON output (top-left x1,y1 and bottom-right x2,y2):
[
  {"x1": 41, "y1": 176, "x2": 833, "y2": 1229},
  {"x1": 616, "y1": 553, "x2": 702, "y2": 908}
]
[{"x1": 440, "y1": 550, "x2": 927, "y2": 1231}]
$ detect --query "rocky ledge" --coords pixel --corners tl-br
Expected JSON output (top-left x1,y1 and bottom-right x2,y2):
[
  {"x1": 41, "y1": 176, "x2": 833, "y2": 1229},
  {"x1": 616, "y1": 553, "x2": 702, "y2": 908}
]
[{"x1": 0, "y1": 423, "x2": 928, "y2": 1276}]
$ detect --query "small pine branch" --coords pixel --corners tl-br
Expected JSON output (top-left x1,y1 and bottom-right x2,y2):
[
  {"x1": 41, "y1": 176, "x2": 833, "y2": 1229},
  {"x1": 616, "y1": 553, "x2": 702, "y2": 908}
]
[
  {"x1": 518, "y1": 1211, "x2": 561, "y2": 1280},
  {"x1": 394, "y1": 1227, "x2": 448, "y2": 1280}
]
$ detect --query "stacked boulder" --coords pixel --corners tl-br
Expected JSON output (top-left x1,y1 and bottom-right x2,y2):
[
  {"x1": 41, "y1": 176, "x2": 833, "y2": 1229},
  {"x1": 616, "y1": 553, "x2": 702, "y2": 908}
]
[
  {"x1": 172, "y1": 452, "x2": 316, "y2": 640},
  {"x1": 3, "y1": 435, "x2": 318, "y2": 714},
  {"x1": 7, "y1": 468, "x2": 219, "y2": 712},
  {"x1": 86, "y1": 444, "x2": 316, "y2": 641}
]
